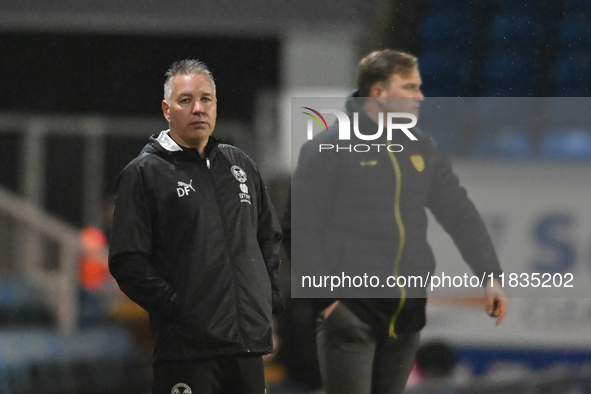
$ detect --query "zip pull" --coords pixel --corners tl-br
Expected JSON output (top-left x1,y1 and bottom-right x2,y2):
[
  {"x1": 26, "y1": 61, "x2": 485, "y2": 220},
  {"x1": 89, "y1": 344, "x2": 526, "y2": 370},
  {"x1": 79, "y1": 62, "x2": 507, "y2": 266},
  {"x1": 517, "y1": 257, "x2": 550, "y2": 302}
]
[{"x1": 206, "y1": 158, "x2": 211, "y2": 169}]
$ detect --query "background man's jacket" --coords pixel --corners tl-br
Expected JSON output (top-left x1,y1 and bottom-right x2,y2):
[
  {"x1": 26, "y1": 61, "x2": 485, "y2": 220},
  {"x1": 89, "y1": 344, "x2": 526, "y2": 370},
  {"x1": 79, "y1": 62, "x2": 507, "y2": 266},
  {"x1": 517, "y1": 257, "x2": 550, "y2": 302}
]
[{"x1": 291, "y1": 95, "x2": 502, "y2": 337}]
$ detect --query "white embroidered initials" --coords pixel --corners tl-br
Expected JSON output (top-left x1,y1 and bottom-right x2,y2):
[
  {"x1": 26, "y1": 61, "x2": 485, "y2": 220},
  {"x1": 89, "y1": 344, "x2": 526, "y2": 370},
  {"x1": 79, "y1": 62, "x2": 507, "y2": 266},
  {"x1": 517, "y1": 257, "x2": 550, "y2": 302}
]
[{"x1": 177, "y1": 180, "x2": 195, "y2": 197}]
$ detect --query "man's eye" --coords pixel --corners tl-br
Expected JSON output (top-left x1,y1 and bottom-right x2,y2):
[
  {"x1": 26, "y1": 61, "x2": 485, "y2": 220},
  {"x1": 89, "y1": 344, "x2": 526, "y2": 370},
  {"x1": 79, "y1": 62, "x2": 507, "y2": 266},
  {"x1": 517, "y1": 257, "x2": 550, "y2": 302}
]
[
  {"x1": 202, "y1": 97, "x2": 211, "y2": 102},
  {"x1": 180, "y1": 98, "x2": 190, "y2": 103}
]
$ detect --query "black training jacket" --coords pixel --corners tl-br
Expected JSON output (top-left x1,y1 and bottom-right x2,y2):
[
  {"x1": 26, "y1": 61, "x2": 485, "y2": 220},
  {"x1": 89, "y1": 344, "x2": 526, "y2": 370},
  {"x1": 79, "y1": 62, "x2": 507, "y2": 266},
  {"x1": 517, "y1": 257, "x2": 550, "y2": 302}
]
[
  {"x1": 109, "y1": 131, "x2": 283, "y2": 362},
  {"x1": 291, "y1": 94, "x2": 502, "y2": 338}
]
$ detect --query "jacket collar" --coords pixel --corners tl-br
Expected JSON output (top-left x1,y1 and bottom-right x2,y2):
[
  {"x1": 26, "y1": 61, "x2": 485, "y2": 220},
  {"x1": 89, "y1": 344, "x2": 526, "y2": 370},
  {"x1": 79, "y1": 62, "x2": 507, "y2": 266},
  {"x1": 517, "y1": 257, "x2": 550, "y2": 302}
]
[
  {"x1": 344, "y1": 93, "x2": 388, "y2": 142},
  {"x1": 155, "y1": 130, "x2": 183, "y2": 152},
  {"x1": 149, "y1": 130, "x2": 219, "y2": 160}
]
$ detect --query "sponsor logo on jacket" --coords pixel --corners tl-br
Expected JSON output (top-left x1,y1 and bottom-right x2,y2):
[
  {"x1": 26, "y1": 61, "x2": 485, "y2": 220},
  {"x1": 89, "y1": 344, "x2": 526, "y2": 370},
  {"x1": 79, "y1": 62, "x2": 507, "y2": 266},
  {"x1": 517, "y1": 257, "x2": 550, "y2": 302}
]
[
  {"x1": 232, "y1": 165, "x2": 252, "y2": 205},
  {"x1": 177, "y1": 180, "x2": 195, "y2": 197},
  {"x1": 172, "y1": 383, "x2": 192, "y2": 394}
]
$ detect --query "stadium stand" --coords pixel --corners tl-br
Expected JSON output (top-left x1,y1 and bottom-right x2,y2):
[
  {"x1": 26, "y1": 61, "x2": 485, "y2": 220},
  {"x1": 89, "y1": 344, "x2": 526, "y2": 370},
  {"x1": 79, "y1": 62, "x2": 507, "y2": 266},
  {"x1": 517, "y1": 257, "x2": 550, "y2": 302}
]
[{"x1": 417, "y1": 0, "x2": 591, "y2": 156}]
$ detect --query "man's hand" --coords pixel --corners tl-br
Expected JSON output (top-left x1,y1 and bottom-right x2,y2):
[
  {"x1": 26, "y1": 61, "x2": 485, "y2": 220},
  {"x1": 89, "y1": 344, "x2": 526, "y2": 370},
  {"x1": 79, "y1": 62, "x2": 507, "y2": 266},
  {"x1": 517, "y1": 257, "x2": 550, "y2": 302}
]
[
  {"x1": 485, "y1": 278, "x2": 507, "y2": 326},
  {"x1": 323, "y1": 301, "x2": 339, "y2": 319}
]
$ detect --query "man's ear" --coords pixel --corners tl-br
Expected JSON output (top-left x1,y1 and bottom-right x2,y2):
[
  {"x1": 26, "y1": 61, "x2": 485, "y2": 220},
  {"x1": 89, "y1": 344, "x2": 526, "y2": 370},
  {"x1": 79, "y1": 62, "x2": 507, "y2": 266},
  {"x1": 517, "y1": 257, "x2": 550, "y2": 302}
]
[
  {"x1": 162, "y1": 100, "x2": 170, "y2": 122},
  {"x1": 368, "y1": 82, "x2": 385, "y2": 98}
]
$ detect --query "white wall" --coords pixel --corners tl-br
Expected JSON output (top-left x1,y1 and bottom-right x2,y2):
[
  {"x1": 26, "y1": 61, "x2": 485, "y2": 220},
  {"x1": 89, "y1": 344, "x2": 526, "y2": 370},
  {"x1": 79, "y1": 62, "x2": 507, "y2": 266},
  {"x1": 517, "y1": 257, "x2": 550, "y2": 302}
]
[{"x1": 424, "y1": 159, "x2": 591, "y2": 348}]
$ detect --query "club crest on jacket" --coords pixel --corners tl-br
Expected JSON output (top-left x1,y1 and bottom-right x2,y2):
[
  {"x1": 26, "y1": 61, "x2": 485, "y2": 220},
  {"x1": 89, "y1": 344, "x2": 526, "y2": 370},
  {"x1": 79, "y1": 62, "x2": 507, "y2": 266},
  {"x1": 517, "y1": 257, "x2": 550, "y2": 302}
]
[{"x1": 231, "y1": 165, "x2": 248, "y2": 183}]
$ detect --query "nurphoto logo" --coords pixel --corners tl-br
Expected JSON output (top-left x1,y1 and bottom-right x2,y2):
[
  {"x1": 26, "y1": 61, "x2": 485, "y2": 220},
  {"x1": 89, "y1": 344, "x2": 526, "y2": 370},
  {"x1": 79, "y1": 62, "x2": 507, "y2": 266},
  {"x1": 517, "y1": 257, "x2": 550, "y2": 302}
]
[{"x1": 302, "y1": 107, "x2": 418, "y2": 153}]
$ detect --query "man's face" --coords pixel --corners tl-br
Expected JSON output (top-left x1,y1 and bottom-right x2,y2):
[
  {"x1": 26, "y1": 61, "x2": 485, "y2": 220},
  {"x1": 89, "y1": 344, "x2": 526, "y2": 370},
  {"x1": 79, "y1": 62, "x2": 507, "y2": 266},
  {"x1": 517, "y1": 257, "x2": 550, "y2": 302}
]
[
  {"x1": 373, "y1": 67, "x2": 424, "y2": 117},
  {"x1": 162, "y1": 73, "x2": 217, "y2": 149}
]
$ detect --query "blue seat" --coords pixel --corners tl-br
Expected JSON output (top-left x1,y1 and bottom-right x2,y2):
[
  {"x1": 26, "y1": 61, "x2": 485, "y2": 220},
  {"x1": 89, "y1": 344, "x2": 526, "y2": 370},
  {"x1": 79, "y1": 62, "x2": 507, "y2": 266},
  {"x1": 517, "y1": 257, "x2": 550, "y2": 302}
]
[
  {"x1": 488, "y1": 14, "x2": 545, "y2": 50},
  {"x1": 421, "y1": 85, "x2": 464, "y2": 97},
  {"x1": 470, "y1": 131, "x2": 496, "y2": 156},
  {"x1": 540, "y1": 130, "x2": 591, "y2": 160},
  {"x1": 494, "y1": 128, "x2": 533, "y2": 158},
  {"x1": 563, "y1": 0, "x2": 591, "y2": 15},
  {"x1": 425, "y1": 0, "x2": 477, "y2": 12},
  {"x1": 419, "y1": 49, "x2": 472, "y2": 79},
  {"x1": 419, "y1": 49, "x2": 472, "y2": 96},
  {"x1": 420, "y1": 12, "x2": 478, "y2": 50},
  {"x1": 475, "y1": 98, "x2": 537, "y2": 127},
  {"x1": 418, "y1": 98, "x2": 464, "y2": 152},
  {"x1": 543, "y1": 97, "x2": 591, "y2": 131},
  {"x1": 553, "y1": 86, "x2": 591, "y2": 96},
  {"x1": 481, "y1": 51, "x2": 540, "y2": 96},
  {"x1": 558, "y1": 15, "x2": 591, "y2": 50},
  {"x1": 480, "y1": 86, "x2": 534, "y2": 97},
  {"x1": 472, "y1": 98, "x2": 536, "y2": 157},
  {"x1": 495, "y1": 0, "x2": 551, "y2": 16},
  {"x1": 471, "y1": 128, "x2": 533, "y2": 158},
  {"x1": 552, "y1": 51, "x2": 591, "y2": 95}
]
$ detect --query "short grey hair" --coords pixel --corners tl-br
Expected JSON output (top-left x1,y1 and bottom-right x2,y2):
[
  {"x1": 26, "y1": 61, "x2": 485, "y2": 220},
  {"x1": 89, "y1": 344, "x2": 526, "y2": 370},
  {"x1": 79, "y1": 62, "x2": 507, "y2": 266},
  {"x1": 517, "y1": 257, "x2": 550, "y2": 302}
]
[{"x1": 163, "y1": 59, "x2": 216, "y2": 101}]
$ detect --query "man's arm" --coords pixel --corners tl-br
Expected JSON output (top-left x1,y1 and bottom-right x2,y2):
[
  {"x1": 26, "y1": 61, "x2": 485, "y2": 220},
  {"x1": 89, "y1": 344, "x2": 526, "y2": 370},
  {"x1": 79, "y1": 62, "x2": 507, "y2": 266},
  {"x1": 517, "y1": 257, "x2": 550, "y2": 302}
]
[
  {"x1": 425, "y1": 147, "x2": 506, "y2": 323},
  {"x1": 255, "y1": 170, "x2": 284, "y2": 314},
  {"x1": 290, "y1": 137, "x2": 339, "y2": 311},
  {"x1": 282, "y1": 189, "x2": 339, "y2": 317},
  {"x1": 485, "y1": 279, "x2": 507, "y2": 325},
  {"x1": 291, "y1": 138, "x2": 339, "y2": 269},
  {"x1": 280, "y1": 195, "x2": 291, "y2": 256},
  {"x1": 108, "y1": 165, "x2": 179, "y2": 317}
]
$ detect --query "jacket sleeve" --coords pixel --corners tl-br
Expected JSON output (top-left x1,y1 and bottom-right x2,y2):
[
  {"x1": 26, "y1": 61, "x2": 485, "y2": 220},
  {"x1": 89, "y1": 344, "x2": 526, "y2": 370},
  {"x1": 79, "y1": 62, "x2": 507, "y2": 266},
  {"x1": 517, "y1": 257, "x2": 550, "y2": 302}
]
[
  {"x1": 290, "y1": 137, "x2": 339, "y2": 310},
  {"x1": 291, "y1": 138, "x2": 339, "y2": 269},
  {"x1": 425, "y1": 145, "x2": 503, "y2": 279},
  {"x1": 108, "y1": 164, "x2": 180, "y2": 317},
  {"x1": 254, "y1": 169, "x2": 285, "y2": 314}
]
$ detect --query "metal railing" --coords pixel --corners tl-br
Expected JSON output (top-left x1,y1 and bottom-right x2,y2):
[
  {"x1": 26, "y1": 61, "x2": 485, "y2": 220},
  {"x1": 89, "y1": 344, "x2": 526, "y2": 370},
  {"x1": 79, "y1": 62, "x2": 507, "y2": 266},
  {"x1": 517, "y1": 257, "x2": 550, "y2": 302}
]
[
  {"x1": 0, "y1": 185, "x2": 81, "y2": 333},
  {"x1": 0, "y1": 111, "x2": 253, "y2": 333}
]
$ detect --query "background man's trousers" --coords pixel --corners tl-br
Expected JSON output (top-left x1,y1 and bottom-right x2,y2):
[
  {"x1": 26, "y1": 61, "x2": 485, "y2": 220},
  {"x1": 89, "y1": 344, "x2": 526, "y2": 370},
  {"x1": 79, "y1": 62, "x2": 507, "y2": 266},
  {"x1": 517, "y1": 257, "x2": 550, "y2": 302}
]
[{"x1": 317, "y1": 302, "x2": 420, "y2": 394}]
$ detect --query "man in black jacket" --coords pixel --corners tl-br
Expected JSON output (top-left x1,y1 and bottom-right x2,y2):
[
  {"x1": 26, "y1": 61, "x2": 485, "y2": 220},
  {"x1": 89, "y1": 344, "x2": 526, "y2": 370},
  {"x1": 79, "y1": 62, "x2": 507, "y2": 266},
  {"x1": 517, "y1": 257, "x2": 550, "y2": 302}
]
[
  {"x1": 290, "y1": 50, "x2": 506, "y2": 394},
  {"x1": 109, "y1": 59, "x2": 283, "y2": 394}
]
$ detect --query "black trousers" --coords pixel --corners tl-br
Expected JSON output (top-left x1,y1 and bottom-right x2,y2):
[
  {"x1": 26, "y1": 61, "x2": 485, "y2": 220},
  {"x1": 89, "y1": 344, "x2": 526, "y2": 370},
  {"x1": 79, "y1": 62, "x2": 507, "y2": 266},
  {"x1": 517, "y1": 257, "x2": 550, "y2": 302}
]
[
  {"x1": 317, "y1": 302, "x2": 420, "y2": 394},
  {"x1": 152, "y1": 353, "x2": 265, "y2": 394}
]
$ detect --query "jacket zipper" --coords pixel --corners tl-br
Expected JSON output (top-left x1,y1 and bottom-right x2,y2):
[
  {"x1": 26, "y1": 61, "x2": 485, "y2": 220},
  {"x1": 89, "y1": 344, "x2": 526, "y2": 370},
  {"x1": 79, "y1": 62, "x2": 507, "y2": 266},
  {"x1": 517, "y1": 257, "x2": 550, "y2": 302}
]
[
  {"x1": 387, "y1": 140, "x2": 406, "y2": 338},
  {"x1": 205, "y1": 153, "x2": 249, "y2": 351}
]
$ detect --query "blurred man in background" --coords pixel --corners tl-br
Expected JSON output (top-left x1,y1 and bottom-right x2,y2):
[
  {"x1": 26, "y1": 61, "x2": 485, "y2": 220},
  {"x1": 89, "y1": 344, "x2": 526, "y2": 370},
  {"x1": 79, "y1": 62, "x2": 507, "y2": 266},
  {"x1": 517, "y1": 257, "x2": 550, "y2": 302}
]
[
  {"x1": 109, "y1": 59, "x2": 283, "y2": 394},
  {"x1": 290, "y1": 49, "x2": 506, "y2": 394}
]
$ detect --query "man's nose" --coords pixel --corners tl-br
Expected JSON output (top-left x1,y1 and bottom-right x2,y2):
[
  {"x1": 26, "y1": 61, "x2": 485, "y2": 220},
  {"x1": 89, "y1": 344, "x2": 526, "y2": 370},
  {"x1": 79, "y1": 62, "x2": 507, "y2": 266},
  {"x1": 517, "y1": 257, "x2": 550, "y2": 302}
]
[
  {"x1": 416, "y1": 89, "x2": 424, "y2": 101},
  {"x1": 192, "y1": 101, "x2": 204, "y2": 113}
]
